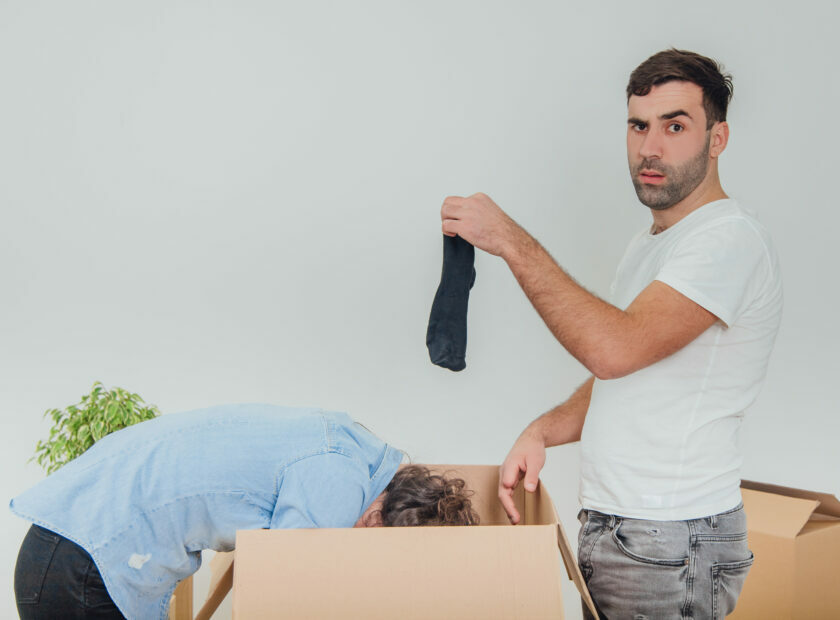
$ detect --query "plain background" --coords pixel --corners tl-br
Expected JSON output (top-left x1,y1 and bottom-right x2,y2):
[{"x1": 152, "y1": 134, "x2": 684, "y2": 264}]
[{"x1": 2, "y1": 1, "x2": 838, "y2": 618}]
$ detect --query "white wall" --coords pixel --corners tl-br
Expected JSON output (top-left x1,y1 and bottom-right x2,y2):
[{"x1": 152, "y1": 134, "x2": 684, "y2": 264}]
[{"x1": 1, "y1": 1, "x2": 838, "y2": 618}]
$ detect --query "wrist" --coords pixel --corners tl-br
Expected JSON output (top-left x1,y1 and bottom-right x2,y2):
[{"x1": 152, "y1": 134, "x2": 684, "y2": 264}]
[
  {"x1": 522, "y1": 418, "x2": 547, "y2": 447},
  {"x1": 500, "y1": 225, "x2": 537, "y2": 266}
]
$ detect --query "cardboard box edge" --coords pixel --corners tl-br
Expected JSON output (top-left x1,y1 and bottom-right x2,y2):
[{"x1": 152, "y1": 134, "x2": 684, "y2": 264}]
[{"x1": 742, "y1": 479, "x2": 840, "y2": 518}]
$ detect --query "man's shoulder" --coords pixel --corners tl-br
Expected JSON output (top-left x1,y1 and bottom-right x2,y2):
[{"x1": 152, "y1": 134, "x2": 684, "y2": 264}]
[
  {"x1": 690, "y1": 198, "x2": 768, "y2": 232},
  {"x1": 669, "y1": 199, "x2": 775, "y2": 253}
]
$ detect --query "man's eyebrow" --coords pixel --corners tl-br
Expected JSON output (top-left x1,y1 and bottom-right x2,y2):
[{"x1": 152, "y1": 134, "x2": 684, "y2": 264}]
[
  {"x1": 627, "y1": 110, "x2": 694, "y2": 125},
  {"x1": 660, "y1": 109, "x2": 692, "y2": 121}
]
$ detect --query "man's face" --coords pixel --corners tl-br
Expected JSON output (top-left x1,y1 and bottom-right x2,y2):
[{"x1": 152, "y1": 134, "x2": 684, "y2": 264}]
[{"x1": 627, "y1": 81, "x2": 713, "y2": 211}]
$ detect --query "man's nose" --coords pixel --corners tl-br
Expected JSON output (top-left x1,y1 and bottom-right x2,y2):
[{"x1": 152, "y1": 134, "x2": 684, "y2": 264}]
[{"x1": 639, "y1": 129, "x2": 663, "y2": 159}]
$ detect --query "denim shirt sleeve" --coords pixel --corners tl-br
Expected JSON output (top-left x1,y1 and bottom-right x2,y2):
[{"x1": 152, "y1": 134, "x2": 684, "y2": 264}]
[{"x1": 270, "y1": 452, "x2": 367, "y2": 529}]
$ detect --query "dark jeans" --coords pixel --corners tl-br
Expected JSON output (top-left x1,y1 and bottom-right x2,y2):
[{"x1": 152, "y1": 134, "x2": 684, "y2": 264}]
[{"x1": 14, "y1": 525, "x2": 125, "y2": 620}]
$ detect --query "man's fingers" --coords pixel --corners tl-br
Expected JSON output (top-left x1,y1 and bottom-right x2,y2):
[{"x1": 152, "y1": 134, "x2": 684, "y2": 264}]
[
  {"x1": 440, "y1": 197, "x2": 465, "y2": 221},
  {"x1": 498, "y1": 459, "x2": 526, "y2": 523},
  {"x1": 499, "y1": 430, "x2": 546, "y2": 523},
  {"x1": 523, "y1": 455, "x2": 544, "y2": 492},
  {"x1": 523, "y1": 469, "x2": 540, "y2": 493},
  {"x1": 443, "y1": 196, "x2": 467, "y2": 207},
  {"x1": 441, "y1": 219, "x2": 459, "y2": 236},
  {"x1": 499, "y1": 459, "x2": 525, "y2": 490},
  {"x1": 498, "y1": 484, "x2": 521, "y2": 524},
  {"x1": 440, "y1": 202, "x2": 463, "y2": 221}
]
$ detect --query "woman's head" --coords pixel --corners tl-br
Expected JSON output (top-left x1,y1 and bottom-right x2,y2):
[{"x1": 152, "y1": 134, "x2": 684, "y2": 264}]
[{"x1": 356, "y1": 465, "x2": 480, "y2": 527}]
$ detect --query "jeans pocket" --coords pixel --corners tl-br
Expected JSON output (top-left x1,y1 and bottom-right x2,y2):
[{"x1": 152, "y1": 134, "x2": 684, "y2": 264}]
[
  {"x1": 14, "y1": 525, "x2": 60, "y2": 605},
  {"x1": 578, "y1": 519, "x2": 608, "y2": 576},
  {"x1": 711, "y1": 551, "x2": 754, "y2": 620},
  {"x1": 612, "y1": 519, "x2": 689, "y2": 566},
  {"x1": 84, "y1": 561, "x2": 118, "y2": 610},
  {"x1": 577, "y1": 510, "x2": 589, "y2": 548}
]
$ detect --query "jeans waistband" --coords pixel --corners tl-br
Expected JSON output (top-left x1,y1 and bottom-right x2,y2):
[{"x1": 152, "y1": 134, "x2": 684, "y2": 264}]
[{"x1": 580, "y1": 502, "x2": 745, "y2": 525}]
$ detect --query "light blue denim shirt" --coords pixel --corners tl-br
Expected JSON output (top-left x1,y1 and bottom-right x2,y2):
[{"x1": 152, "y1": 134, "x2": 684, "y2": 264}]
[{"x1": 10, "y1": 404, "x2": 403, "y2": 620}]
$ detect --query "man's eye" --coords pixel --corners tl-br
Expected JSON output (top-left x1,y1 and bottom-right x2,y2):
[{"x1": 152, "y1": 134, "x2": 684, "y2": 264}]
[
  {"x1": 668, "y1": 123, "x2": 683, "y2": 133},
  {"x1": 632, "y1": 123, "x2": 646, "y2": 131}
]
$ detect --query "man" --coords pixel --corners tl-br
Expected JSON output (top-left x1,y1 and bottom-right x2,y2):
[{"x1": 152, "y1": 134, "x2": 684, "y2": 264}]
[
  {"x1": 440, "y1": 49, "x2": 782, "y2": 618},
  {"x1": 11, "y1": 404, "x2": 478, "y2": 619}
]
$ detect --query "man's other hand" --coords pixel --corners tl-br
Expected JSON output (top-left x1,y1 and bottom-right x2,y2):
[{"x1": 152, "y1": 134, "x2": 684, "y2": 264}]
[
  {"x1": 441, "y1": 193, "x2": 525, "y2": 258},
  {"x1": 498, "y1": 426, "x2": 546, "y2": 524}
]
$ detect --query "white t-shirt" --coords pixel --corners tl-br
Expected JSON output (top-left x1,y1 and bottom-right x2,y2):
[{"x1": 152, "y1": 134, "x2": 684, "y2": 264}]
[{"x1": 579, "y1": 198, "x2": 783, "y2": 521}]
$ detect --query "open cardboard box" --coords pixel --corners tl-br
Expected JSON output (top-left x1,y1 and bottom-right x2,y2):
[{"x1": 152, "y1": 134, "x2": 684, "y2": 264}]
[
  {"x1": 731, "y1": 480, "x2": 840, "y2": 619},
  {"x1": 198, "y1": 464, "x2": 596, "y2": 619},
  {"x1": 171, "y1": 474, "x2": 840, "y2": 619}
]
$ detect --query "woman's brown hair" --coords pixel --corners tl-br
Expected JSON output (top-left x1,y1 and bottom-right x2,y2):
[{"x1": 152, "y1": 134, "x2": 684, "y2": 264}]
[{"x1": 377, "y1": 465, "x2": 479, "y2": 527}]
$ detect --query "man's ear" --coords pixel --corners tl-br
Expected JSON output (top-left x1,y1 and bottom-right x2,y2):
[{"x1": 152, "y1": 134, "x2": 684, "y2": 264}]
[{"x1": 710, "y1": 121, "x2": 729, "y2": 158}]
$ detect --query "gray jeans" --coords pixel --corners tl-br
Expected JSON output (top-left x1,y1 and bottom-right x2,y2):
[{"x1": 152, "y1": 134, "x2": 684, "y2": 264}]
[{"x1": 578, "y1": 504, "x2": 754, "y2": 620}]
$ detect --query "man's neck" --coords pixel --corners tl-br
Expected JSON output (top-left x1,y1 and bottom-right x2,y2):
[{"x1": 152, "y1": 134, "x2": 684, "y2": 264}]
[{"x1": 649, "y1": 176, "x2": 728, "y2": 235}]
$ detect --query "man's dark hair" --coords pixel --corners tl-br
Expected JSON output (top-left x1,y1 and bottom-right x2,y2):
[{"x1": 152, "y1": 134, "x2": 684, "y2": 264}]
[
  {"x1": 626, "y1": 48, "x2": 733, "y2": 129},
  {"x1": 377, "y1": 465, "x2": 479, "y2": 526}
]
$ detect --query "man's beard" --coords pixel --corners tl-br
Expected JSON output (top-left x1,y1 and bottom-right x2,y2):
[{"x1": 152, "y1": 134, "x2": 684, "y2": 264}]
[{"x1": 631, "y1": 136, "x2": 711, "y2": 211}]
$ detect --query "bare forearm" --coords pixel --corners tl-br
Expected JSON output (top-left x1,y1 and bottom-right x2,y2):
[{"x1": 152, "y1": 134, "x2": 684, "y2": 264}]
[
  {"x1": 528, "y1": 376, "x2": 594, "y2": 447},
  {"x1": 503, "y1": 231, "x2": 637, "y2": 379}
]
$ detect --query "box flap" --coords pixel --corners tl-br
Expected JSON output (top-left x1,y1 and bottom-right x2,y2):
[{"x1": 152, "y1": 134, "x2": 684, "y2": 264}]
[
  {"x1": 195, "y1": 552, "x2": 234, "y2": 620},
  {"x1": 432, "y1": 465, "x2": 558, "y2": 527},
  {"x1": 742, "y1": 480, "x2": 840, "y2": 518},
  {"x1": 556, "y1": 522, "x2": 599, "y2": 619},
  {"x1": 429, "y1": 465, "x2": 524, "y2": 525},
  {"x1": 169, "y1": 577, "x2": 192, "y2": 620},
  {"x1": 207, "y1": 551, "x2": 234, "y2": 597},
  {"x1": 741, "y1": 487, "x2": 820, "y2": 538},
  {"x1": 439, "y1": 465, "x2": 597, "y2": 615},
  {"x1": 524, "y1": 478, "x2": 559, "y2": 525}
]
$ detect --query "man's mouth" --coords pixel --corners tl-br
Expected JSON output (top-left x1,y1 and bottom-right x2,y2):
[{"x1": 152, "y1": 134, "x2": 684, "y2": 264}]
[{"x1": 639, "y1": 169, "x2": 665, "y2": 185}]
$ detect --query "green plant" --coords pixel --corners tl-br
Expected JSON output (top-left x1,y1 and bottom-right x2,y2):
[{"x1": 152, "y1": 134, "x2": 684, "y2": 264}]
[{"x1": 32, "y1": 381, "x2": 160, "y2": 474}]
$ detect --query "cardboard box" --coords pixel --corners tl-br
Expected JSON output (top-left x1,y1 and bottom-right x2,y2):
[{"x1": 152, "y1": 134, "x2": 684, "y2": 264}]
[
  {"x1": 731, "y1": 480, "x2": 840, "y2": 619},
  {"x1": 231, "y1": 464, "x2": 596, "y2": 619},
  {"x1": 168, "y1": 578, "x2": 193, "y2": 620}
]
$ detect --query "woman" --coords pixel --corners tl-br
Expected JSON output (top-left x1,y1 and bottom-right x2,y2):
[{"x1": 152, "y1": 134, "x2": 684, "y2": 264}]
[{"x1": 11, "y1": 404, "x2": 478, "y2": 619}]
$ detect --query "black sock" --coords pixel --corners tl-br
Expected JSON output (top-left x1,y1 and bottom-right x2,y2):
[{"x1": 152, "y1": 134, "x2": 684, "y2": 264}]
[{"x1": 426, "y1": 234, "x2": 476, "y2": 371}]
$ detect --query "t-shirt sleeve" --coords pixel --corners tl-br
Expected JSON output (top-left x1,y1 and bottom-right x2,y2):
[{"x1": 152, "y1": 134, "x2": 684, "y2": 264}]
[
  {"x1": 654, "y1": 219, "x2": 769, "y2": 327},
  {"x1": 269, "y1": 452, "x2": 367, "y2": 529}
]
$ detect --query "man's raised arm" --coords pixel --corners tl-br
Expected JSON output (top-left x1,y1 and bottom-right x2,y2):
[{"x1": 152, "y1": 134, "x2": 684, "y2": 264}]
[{"x1": 441, "y1": 193, "x2": 718, "y2": 379}]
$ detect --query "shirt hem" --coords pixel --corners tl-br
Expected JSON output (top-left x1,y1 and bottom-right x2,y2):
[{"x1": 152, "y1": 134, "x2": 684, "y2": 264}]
[{"x1": 580, "y1": 490, "x2": 743, "y2": 521}]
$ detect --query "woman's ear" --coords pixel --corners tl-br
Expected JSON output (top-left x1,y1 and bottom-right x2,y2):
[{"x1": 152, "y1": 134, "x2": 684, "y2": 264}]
[{"x1": 353, "y1": 495, "x2": 385, "y2": 528}]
